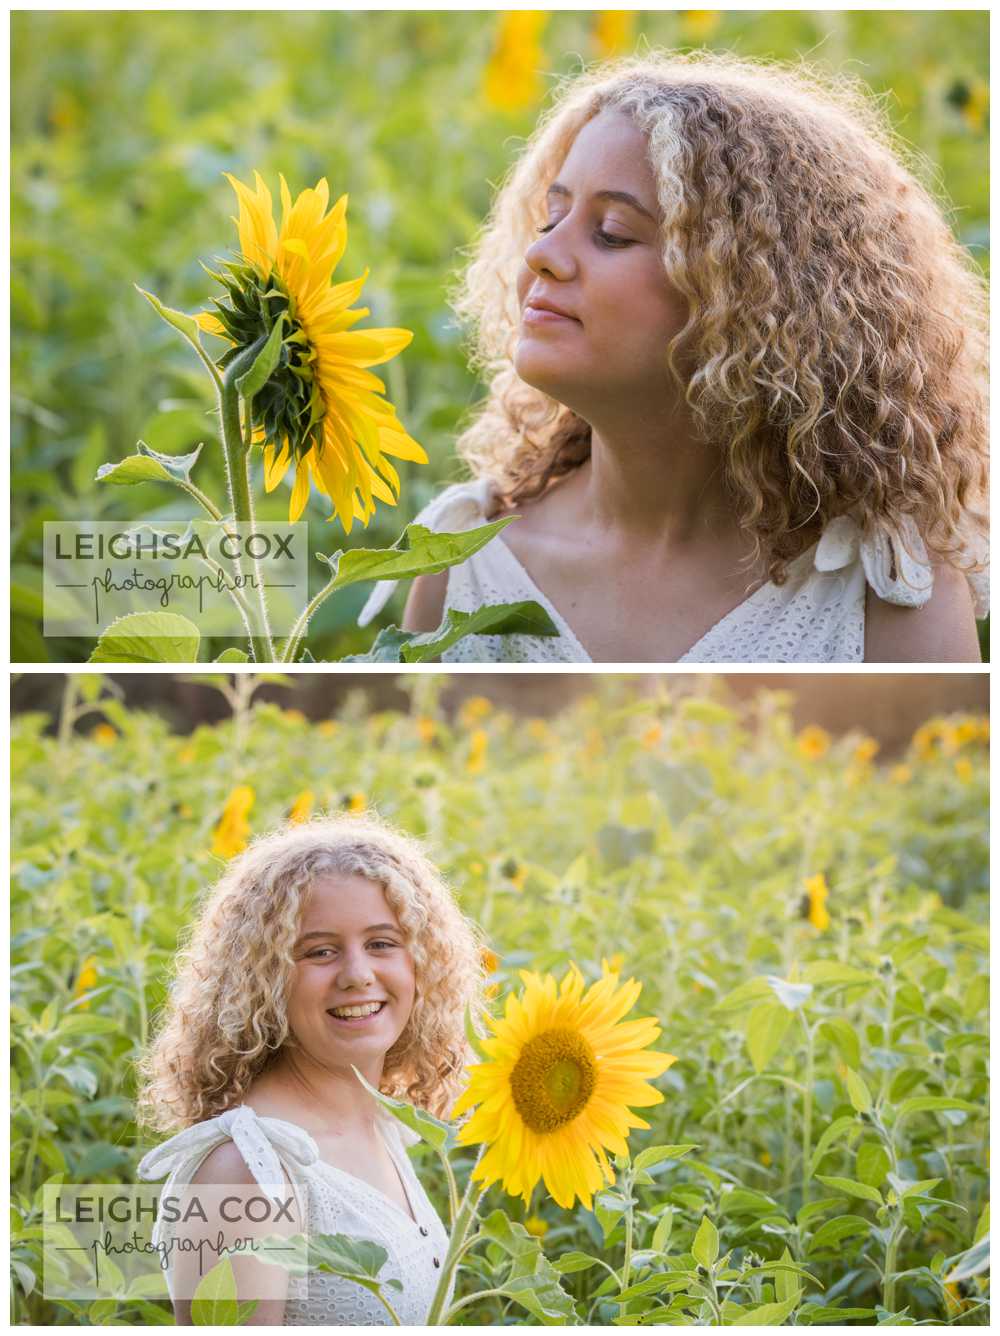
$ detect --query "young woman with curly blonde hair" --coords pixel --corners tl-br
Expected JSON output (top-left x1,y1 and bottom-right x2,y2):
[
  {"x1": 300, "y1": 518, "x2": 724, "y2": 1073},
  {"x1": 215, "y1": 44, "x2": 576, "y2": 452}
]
[
  {"x1": 137, "y1": 814, "x2": 485, "y2": 1325},
  {"x1": 362, "y1": 51, "x2": 987, "y2": 662}
]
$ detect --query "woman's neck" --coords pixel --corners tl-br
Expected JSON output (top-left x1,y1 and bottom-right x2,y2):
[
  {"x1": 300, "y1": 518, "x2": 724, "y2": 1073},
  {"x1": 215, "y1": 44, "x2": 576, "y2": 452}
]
[
  {"x1": 581, "y1": 405, "x2": 735, "y2": 544},
  {"x1": 248, "y1": 1051, "x2": 385, "y2": 1140}
]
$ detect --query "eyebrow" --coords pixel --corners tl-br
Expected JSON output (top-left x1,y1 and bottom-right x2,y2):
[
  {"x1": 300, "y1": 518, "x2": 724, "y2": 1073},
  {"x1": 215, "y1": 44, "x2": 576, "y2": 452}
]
[
  {"x1": 296, "y1": 923, "x2": 401, "y2": 943},
  {"x1": 546, "y1": 182, "x2": 657, "y2": 223}
]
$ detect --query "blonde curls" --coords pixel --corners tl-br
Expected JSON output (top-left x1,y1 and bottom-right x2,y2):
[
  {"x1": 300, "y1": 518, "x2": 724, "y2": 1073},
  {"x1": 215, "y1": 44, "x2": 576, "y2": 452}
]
[
  {"x1": 452, "y1": 50, "x2": 987, "y2": 582},
  {"x1": 138, "y1": 814, "x2": 486, "y2": 1131}
]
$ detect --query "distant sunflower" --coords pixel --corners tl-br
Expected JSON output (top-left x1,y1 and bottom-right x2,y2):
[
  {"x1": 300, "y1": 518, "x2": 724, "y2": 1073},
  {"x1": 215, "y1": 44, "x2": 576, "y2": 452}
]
[
  {"x1": 452, "y1": 963, "x2": 675, "y2": 1210},
  {"x1": 196, "y1": 171, "x2": 427, "y2": 531}
]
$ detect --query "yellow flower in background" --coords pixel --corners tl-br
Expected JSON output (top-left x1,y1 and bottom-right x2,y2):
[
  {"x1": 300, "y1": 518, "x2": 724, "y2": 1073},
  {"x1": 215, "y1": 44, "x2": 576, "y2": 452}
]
[
  {"x1": 603, "y1": 953, "x2": 625, "y2": 974},
  {"x1": 459, "y1": 696, "x2": 493, "y2": 727},
  {"x1": 317, "y1": 720, "x2": 338, "y2": 737},
  {"x1": 284, "y1": 709, "x2": 307, "y2": 726},
  {"x1": 483, "y1": 12, "x2": 549, "y2": 113},
  {"x1": 758, "y1": 1149, "x2": 772, "y2": 1167},
  {"x1": 640, "y1": 723, "x2": 663, "y2": 750},
  {"x1": 853, "y1": 737, "x2": 880, "y2": 765},
  {"x1": 524, "y1": 1214, "x2": 549, "y2": 1238},
  {"x1": 212, "y1": 785, "x2": 255, "y2": 858},
  {"x1": 804, "y1": 873, "x2": 830, "y2": 932},
  {"x1": 453, "y1": 963, "x2": 676, "y2": 1209},
  {"x1": 593, "y1": 11, "x2": 636, "y2": 58},
  {"x1": 467, "y1": 729, "x2": 489, "y2": 775},
  {"x1": 913, "y1": 718, "x2": 961, "y2": 759},
  {"x1": 890, "y1": 764, "x2": 912, "y2": 785},
  {"x1": 797, "y1": 725, "x2": 831, "y2": 760},
  {"x1": 527, "y1": 719, "x2": 552, "y2": 744},
  {"x1": 955, "y1": 758, "x2": 974, "y2": 784},
  {"x1": 197, "y1": 171, "x2": 427, "y2": 531},
  {"x1": 178, "y1": 743, "x2": 196, "y2": 764},
  {"x1": 91, "y1": 723, "x2": 117, "y2": 746},
  {"x1": 73, "y1": 956, "x2": 99, "y2": 1007},
  {"x1": 289, "y1": 790, "x2": 314, "y2": 824},
  {"x1": 347, "y1": 792, "x2": 366, "y2": 813},
  {"x1": 481, "y1": 948, "x2": 500, "y2": 975},
  {"x1": 416, "y1": 716, "x2": 437, "y2": 744},
  {"x1": 680, "y1": 11, "x2": 721, "y2": 42}
]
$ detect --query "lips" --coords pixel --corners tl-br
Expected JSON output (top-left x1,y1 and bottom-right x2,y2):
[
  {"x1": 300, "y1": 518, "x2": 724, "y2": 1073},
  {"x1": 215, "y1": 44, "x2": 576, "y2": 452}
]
[{"x1": 524, "y1": 295, "x2": 580, "y2": 323}]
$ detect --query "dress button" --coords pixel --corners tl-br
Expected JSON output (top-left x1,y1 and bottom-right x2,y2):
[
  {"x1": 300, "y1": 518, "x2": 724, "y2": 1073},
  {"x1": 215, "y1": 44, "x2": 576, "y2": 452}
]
[
  {"x1": 419, "y1": 1226, "x2": 429, "y2": 1237},
  {"x1": 433, "y1": 1257, "x2": 441, "y2": 1268}
]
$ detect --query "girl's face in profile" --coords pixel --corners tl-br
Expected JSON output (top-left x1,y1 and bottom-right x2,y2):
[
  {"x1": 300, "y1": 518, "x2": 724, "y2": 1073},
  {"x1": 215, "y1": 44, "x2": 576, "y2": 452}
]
[
  {"x1": 286, "y1": 874, "x2": 417, "y2": 1073},
  {"x1": 515, "y1": 109, "x2": 687, "y2": 421}
]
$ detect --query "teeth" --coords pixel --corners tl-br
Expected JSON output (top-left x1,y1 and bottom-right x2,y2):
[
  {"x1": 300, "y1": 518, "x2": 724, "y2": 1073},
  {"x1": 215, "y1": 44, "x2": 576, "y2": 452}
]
[{"x1": 329, "y1": 1002, "x2": 383, "y2": 1019}]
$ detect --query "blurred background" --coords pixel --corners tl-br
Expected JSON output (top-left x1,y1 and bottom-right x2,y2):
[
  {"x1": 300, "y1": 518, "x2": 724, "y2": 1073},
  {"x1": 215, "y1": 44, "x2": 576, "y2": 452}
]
[
  {"x1": 11, "y1": 10, "x2": 989, "y2": 661},
  {"x1": 11, "y1": 671, "x2": 989, "y2": 756}
]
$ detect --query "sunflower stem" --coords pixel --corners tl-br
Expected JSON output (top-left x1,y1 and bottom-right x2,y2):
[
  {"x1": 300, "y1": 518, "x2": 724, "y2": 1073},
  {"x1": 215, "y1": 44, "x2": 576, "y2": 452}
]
[
  {"x1": 281, "y1": 573, "x2": 337, "y2": 663},
  {"x1": 426, "y1": 1149, "x2": 487, "y2": 1325},
  {"x1": 219, "y1": 341, "x2": 275, "y2": 661}
]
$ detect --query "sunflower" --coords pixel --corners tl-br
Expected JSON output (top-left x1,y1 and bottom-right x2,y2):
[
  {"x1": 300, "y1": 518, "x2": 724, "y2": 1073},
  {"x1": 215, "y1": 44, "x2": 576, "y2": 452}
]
[
  {"x1": 196, "y1": 171, "x2": 427, "y2": 531},
  {"x1": 211, "y1": 784, "x2": 255, "y2": 859},
  {"x1": 452, "y1": 963, "x2": 676, "y2": 1210}
]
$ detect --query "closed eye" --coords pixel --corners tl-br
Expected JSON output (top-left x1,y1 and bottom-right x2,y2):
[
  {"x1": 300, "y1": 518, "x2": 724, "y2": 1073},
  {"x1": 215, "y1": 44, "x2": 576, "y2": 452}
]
[{"x1": 536, "y1": 223, "x2": 634, "y2": 248}]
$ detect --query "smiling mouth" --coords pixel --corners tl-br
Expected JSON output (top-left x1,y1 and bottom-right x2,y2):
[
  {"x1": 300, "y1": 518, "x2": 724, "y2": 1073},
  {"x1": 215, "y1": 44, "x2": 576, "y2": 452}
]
[{"x1": 327, "y1": 1001, "x2": 386, "y2": 1022}]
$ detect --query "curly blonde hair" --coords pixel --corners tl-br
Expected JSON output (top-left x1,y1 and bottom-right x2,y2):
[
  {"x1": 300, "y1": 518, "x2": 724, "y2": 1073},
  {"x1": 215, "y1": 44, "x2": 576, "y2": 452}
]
[
  {"x1": 138, "y1": 814, "x2": 486, "y2": 1131},
  {"x1": 453, "y1": 50, "x2": 988, "y2": 582}
]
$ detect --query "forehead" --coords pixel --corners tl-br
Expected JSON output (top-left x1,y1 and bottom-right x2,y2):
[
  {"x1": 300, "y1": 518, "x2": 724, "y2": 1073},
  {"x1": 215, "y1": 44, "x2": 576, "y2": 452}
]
[
  {"x1": 556, "y1": 108, "x2": 655, "y2": 196},
  {"x1": 298, "y1": 873, "x2": 399, "y2": 934}
]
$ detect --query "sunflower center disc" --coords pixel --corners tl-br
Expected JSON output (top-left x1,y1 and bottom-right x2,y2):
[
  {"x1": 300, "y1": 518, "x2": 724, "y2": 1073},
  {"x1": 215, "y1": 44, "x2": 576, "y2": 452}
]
[{"x1": 509, "y1": 1028, "x2": 597, "y2": 1133}]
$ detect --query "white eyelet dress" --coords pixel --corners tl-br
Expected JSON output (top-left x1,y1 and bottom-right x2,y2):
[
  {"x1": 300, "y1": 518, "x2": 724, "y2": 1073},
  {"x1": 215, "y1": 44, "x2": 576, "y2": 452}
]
[
  {"x1": 358, "y1": 480, "x2": 988, "y2": 663},
  {"x1": 137, "y1": 1105, "x2": 450, "y2": 1325}
]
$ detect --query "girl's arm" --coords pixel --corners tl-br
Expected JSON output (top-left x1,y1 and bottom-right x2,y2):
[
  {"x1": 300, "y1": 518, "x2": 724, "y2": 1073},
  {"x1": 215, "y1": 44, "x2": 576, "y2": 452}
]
[
  {"x1": 865, "y1": 563, "x2": 981, "y2": 662},
  {"x1": 171, "y1": 1141, "x2": 292, "y2": 1326},
  {"x1": 403, "y1": 571, "x2": 448, "y2": 632}
]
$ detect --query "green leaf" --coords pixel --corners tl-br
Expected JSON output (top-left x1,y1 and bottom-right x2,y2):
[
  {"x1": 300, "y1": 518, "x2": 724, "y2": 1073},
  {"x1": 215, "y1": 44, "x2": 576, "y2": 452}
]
[
  {"x1": 714, "y1": 977, "x2": 773, "y2": 1012},
  {"x1": 347, "y1": 601, "x2": 558, "y2": 663},
  {"x1": 943, "y1": 1232, "x2": 990, "y2": 1284},
  {"x1": 973, "y1": 1202, "x2": 989, "y2": 1244},
  {"x1": 96, "y1": 440, "x2": 204, "y2": 487},
  {"x1": 89, "y1": 612, "x2": 201, "y2": 663},
  {"x1": 771, "y1": 1250, "x2": 804, "y2": 1306},
  {"x1": 190, "y1": 1258, "x2": 241, "y2": 1326},
  {"x1": 807, "y1": 1215, "x2": 873, "y2": 1251},
  {"x1": 633, "y1": 1144, "x2": 698, "y2": 1173},
  {"x1": 739, "y1": 1292, "x2": 801, "y2": 1325},
  {"x1": 818, "y1": 1018, "x2": 860, "y2": 1070},
  {"x1": 801, "y1": 962, "x2": 873, "y2": 988},
  {"x1": 691, "y1": 1215, "x2": 719, "y2": 1268},
  {"x1": 136, "y1": 285, "x2": 208, "y2": 353},
  {"x1": 895, "y1": 1095, "x2": 980, "y2": 1121},
  {"x1": 766, "y1": 975, "x2": 813, "y2": 1011},
  {"x1": 651, "y1": 1208, "x2": 674, "y2": 1254},
  {"x1": 215, "y1": 648, "x2": 249, "y2": 663},
  {"x1": 843, "y1": 1067, "x2": 873, "y2": 1115},
  {"x1": 351, "y1": 1066, "x2": 456, "y2": 1151},
  {"x1": 257, "y1": 1232, "x2": 395, "y2": 1299},
  {"x1": 323, "y1": 518, "x2": 518, "y2": 591},
  {"x1": 746, "y1": 1002, "x2": 793, "y2": 1074},
  {"x1": 855, "y1": 1142, "x2": 890, "y2": 1188},
  {"x1": 478, "y1": 1211, "x2": 576, "y2": 1324},
  {"x1": 815, "y1": 1175, "x2": 883, "y2": 1205},
  {"x1": 553, "y1": 1251, "x2": 601, "y2": 1275},
  {"x1": 236, "y1": 317, "x2": 285, "y2": 400}
]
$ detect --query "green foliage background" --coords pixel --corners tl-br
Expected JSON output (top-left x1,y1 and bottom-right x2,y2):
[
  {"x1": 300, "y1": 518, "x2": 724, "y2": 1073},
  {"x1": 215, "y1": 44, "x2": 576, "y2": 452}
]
[
  {"x1": 10, "y1": 676, "x2": 989, "y2": 1324},
  {"x1": 11, "y1": 10, "x2": 989, "y2": 661}
]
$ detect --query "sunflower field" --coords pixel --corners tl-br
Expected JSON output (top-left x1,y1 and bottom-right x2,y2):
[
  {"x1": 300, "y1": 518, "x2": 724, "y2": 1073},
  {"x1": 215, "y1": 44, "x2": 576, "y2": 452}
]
[
  {"x1": 10, "y1": 675, "x2": 989, "y2": 1324},
  {"x1": 11, "y1": 9, "x2": 989, "y2": 661}
]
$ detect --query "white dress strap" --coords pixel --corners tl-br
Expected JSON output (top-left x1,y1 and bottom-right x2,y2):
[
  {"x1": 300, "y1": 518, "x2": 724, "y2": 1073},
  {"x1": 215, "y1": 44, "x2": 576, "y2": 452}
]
[
  {"x1": 814, "y1": 513, "x2": 988, "y2": 616},
  {"x1": 357, "y1": 479, "x2": 500, "y2": 627},
  {"x1": 137, "y1": 1105, "x2": 320, "y2": 1203}
]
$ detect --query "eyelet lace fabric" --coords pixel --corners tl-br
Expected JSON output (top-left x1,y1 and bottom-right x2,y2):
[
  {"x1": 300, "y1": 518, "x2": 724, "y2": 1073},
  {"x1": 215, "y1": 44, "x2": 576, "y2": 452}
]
[
  {"x1": 358, "y1": 481, "x2": 988, "y2": 663},
  {"x1": 137, "y1": 1105, "x2": 450, "y2": 1325}
]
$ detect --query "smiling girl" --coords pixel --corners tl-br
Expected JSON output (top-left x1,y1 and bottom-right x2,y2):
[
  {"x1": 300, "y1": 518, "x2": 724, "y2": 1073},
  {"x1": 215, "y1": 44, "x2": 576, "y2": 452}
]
[
  {"x1": 137, "y1": 815, "x2": 484, "y2": 1325},
  {"x1": 361, "y1": 51, "x2": 987, "y2": 663}
]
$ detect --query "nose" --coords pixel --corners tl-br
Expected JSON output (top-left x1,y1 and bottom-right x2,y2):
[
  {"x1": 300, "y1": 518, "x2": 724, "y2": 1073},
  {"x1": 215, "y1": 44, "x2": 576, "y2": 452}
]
[
  {"x1": 524, "y1": 219, "x2": 577, "y2": 282},
  {"x1": 335, "y1": 945, "x2": 376, "y2": 991}
]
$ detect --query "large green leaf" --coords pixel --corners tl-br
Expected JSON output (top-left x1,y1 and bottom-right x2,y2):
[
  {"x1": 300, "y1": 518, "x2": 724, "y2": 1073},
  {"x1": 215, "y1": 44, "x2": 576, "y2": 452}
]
[
  {"x1": 89, "y1": 612, "x2": 201, "y2": 663},
  {"x1": 691, "y1": 1214, "x2": 719, "y2": 1267},
  {"x1": 320, "y1": 518, "x2": 517, "y2": 590},
  {"x1": 477, "y1": 1210, "x2": 577, "y2": 1324},
  {"x1": 344, "y1": 600, "x2": 558, "y2": 663},
  {"x1": 96, "y1": 440, "x2": 204, "y2": 487},
  {"x1": 190, "y1": 1258, "x2": 257, "y2": 1326},
  {"x1": 351, "y1": 1066, "x2": 456, "y2": 1151},
  {"x1": 746, "y1": 1002, "x2": 793, "y2": 1074}
]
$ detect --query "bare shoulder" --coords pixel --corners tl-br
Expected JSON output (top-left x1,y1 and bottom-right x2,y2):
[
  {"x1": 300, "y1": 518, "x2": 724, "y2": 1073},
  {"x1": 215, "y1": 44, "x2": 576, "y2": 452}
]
[
  {"x1": 865, "y1": 563, "x2": 981, "y2": 663},
  {"x1": 191, "y1": 1139, "x2": 258, "y2": 1187}
]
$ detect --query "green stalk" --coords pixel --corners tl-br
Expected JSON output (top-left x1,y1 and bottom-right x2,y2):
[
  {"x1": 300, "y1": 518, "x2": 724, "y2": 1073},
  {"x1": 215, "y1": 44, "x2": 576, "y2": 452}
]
[
  {"x1": 882, "y1": 1218, "x2": 904, "y2": 1312},
  {"x1": 619, "y1": 1164, "x2": 636, "y2": 1299},
  {"x1": 800, "y1": 1017, "x2": 815, "y2": 1207},
  {"x1": 281, "y1": 572, "x2": 338, "y2": 664},
  {"x1": 426, "y1": 1149, "x2": 487, "y2": 1326},
  {"x1": 219, "y1": 342, "x2": 274, "y2": 662}
]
